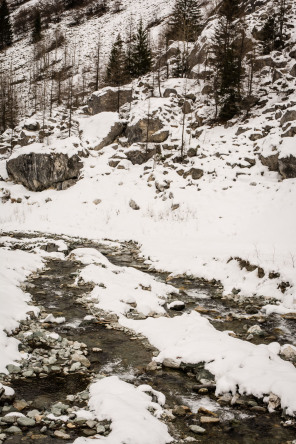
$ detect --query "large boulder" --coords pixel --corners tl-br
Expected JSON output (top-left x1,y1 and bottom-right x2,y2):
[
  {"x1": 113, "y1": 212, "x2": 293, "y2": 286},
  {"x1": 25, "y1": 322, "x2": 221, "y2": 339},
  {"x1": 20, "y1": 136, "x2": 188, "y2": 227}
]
[
  {"x1": 7, "y1": 152, "x2": 83, "y2": 191},
  {"x1": 88, "y1": 86, "x2": 133, "y2": 115},
  {"x1": 126, "y1": 118, "x2": 168, "y2": 144},
  {"x1": 259, "y1": 153, "x2": 279, "y2": 172}
]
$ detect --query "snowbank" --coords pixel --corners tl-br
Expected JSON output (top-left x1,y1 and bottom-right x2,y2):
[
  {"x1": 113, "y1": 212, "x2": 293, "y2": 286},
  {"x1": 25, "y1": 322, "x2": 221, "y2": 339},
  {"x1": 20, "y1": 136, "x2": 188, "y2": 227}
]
[
  {"x1": 121, "y1": 312, "x2": 296, "y2": 415},
  {"x1": 0, "y1": 248, "x2": 43, "y2": 373},
  {"x1": 74, "y1": 376, "x2": 172, "y2": 444}
]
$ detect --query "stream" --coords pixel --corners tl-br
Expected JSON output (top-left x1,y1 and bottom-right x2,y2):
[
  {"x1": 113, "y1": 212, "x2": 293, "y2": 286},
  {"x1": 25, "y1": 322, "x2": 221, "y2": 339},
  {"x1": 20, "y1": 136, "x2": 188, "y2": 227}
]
[{"x1": 0, "y1": 232, "x2": 295, "y2": 444}]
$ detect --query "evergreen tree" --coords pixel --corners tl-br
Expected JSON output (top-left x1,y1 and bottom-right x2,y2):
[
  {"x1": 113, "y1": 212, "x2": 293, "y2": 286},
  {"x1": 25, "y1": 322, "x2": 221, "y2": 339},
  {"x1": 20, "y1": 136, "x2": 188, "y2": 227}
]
[
  {"x1": 105, "y1": 34, "x2": 126, "y2": 86},
  {"x1": 32, "y1": 9, "x2": 42, "y2": 43},
  {"x1": 170, "y1": 0, "x2": 202, "y2": 42},
  {"x1": 128, "y1": 20, "x2": 152, "y2": 78},
  {"x1": 0, "y1": 0, "x2": 13, "y2": 51},
  {"x1": 210, "y1": 0, "x2": 244, "y2": 120}
]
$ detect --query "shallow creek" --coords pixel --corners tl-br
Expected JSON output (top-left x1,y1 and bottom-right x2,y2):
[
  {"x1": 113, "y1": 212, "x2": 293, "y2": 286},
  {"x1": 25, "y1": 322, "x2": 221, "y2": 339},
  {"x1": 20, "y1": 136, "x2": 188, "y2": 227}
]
[{"x1": 0, "y1": 233, "x2": 296, "y2": 444}]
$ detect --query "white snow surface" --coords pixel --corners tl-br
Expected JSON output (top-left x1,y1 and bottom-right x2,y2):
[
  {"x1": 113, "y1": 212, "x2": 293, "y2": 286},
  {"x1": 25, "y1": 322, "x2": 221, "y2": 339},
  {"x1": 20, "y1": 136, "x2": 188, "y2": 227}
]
[
  {"x1": 73, "y1": 376, "x2": 173, "y2": 444},
  {"x1": 0, "y1": 248, "x2": 43, "y2": 373},
  {"x1": 121, "y1": 312, "x2": 296, "y2": 416},
  {"x1": 72, "y1": 248, "x2": 176, "y2": 316}
]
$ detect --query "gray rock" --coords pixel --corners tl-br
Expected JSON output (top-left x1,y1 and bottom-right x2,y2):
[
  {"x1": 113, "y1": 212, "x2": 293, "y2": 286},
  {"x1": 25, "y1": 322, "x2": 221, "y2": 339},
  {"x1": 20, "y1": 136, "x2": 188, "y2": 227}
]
[
  {"x1": 96, "y1": 425, "x2": 106, "y2": 434},
  {"x1": 125, "y1": 146, "x2": 159, "y2": 165},
  {"x1": 184, "y1": 168, "x2": 204, "y2": 180},
  {"x1": 93, "y1": 121, "x2": 124, "y2": 150},
  {"x1": 6, "y1": 364, "x2": 22, "y2": 374},
  {"x1": 88, "y1": 86, "x2": 133, "y2": 114},
  {"x1": 259, "y1": 153, "x2": 279, "y2": 172},
  {"x1": 70, "y1": 362, "x2": 81, "y2": 372},
  {"x1": 129, "y1": 199, "x2": 140, "y2": 210},
  {"x1": 7, "y1": 153, "x2": 83, "y2": 192},
  {"x1": 290, "y1": 64, "x2": 296, "y2": 77},
  {"x1": 71, "y1": 353, "x2": 91, "y2": 368},
  {"x1": 6, "y1": 426, "x2": 22, "y2": 434},
  {"x1": 17, "y1": 417, "x2": 36, "y2": 427},
  {"x1": 54, "y1": 430, "x2": 71, "y2": 439},
  {"x1": 162, "y1": 358, "x2": 180, "y2": 369},
  {"x1": 189, "y1": 425, "x2": 206, "y2": 434}
]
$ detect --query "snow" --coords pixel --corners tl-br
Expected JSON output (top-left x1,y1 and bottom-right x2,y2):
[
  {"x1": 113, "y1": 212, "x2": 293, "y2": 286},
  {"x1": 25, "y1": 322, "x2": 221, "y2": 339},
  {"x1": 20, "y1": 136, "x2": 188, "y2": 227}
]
[
  {"x1": 0, "y1": 248, "x2": 43, "y2": 373},
  {"x1": 73, "y1": 376, "x2": 173, "y2": 444},
  {"x1": 279, "y1": 137, "x2": 296, "y2": 158},
  {"x1": 121, "y1": 311, "x2": 296, "y2": 416},
  {"x1": 72, "y1": 248, "x2": 176, "y2": 317},
  {"x1": 78, "y1": 112, "x2": 122, "y2": 150}
]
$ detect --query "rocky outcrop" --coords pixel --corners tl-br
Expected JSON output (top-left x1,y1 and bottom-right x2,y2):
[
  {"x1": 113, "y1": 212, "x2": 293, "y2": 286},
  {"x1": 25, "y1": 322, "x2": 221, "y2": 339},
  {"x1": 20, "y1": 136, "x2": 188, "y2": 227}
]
[
  {"x1": 126, "y1": 118, "x2": 168, "y2": 144},
  {"x1": 88, "y1": 87, "x2": 133, "y2": 115},
  {"x1": 290, "y1": 64, "x2": 296, "y2": 77},
  {"x1": 183, "y1": 168, "x2": 204, "y2": 180},
  {"x1": 7, "y1": 153, "x2": 83, "y2": 191}
]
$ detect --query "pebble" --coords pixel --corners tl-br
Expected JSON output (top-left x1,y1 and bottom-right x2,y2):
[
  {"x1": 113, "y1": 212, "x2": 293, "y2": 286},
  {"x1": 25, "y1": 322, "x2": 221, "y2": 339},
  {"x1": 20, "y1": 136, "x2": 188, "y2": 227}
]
[
  {"x1": 189, "y1": 425, "x2": 206, "y2": 434},
  {"x1": 13, "y1": 400, "x2": 28, "y2": 411},
  {"x1": 200, "y1": 416, "x2": 220, "y2": 424},
  {"x1": 97, "y1": 425, "x2": 106, "y2": 434},
  {"x1": 54, "y1": 430, "x2": 71, "y2": 439},
  {"x1": 70, "y1": 362, "x2": 81, "y2": 372},
  {"x1": 6, "y1": 426, "x2": 22, "y2": 434},
  {"x1": 162, "y1": 358, "x2": 180, "y2": 369},
  {"x1": 17, "y1": 417, "x2": 36, "y2": 427}
]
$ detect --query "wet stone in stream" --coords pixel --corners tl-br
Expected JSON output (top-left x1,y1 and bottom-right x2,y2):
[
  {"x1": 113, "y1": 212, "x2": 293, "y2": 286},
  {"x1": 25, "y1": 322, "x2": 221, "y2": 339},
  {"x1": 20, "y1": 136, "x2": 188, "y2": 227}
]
[{"x1": 0, "y1": 234, "x2": 296, "y2": 444}]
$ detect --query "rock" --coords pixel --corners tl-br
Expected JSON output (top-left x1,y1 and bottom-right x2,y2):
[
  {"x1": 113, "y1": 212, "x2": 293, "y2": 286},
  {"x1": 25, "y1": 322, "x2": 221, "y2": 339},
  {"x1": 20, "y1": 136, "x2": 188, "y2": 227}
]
[
  {"x1": 200, "y1": 416, "x2": 220, "y2": 424},
  {"x1": 88, "y1": 86, "x2": 133, "y2": 114},
  {"x1": 70, "y1": 362, "x2": 81, "y2": 372},
  {"x1": 187, "y1": 148, "x2": 197, "y2": 157},
  {"x1": 96, "y1": 425, "x2": 106, "y2": 434},
  {"x1": 82, "y1": 428, "x2": 97, "y2": 436},
  {"x1": 54, "y1": 430, "x2": 71, "y2": 440},
  {"x1": 268, "y1": 393, "x2": 281, "y2": 411},
  {"x1": 6, "y1": 426, "x2": 22, "y2": 434},
  {"x1": 259, "y1": 153, "x2": 279, "y2": 172},
  {"x1": 149, "y1": 129, "x2": 169, "y2": 143},
  {"x1": 71, "y1": 353, "x2": 91, "y2": 368},
  {"x1": 6, "y1": 364, "x2": 22, "y2": 374},
  {"x1": 163, "y1": 88, "x2": 177, "y2": 98},
  {"x1": 182, "y1": 101, "x2": 192, "y2": 114},
  {"x1": 13, "y1": 400, "x2": 28, "y2": 411},
  {"x1": 146, "y1": 361, "x2": 158, "y2": 371},
  {"x1": 17, "y1": 417, "x2": 36, "y2": 427},
  {"x1": 278, "y1": 156, "x2": 296, "y2": 179},
  {"x1": 162, "y1": 358, "x2": 180, "y2": 369},
  {"x1": 27, "y1": 410, "x2": 41, "y2": 419},
  {"x1": 281, "y1": 345, "x2": 296, "y2": 360},
  {"x1": 125, "y1": 146, "x2": 159, "y2": 165},
  {"x1": 247, "y1": 324, "x2": 263, "y2": 335},
  {"x1": 24, "y1": 119, "x2": 40, "y2": 131},
  {"x1": 183, "y1": 168, "x2": 204, "y2": 180},
  {"x1": 129, "y1": 199, "x2": 140, "y2": 210},
  {"x1": 168, "y1": 301, "x2": 185, "y2": 311},
  {"x1": 94, "y1": 121, "x2": 124, "y2": 150},
  {"x1": 198, "y1": 407, "x2": 217, "y2": 417},
  {"x1": 280, "y1": 109, "x2": 296, "y2": 126},
  {"x1": 290, "y1": 64, "x2": 296, "y2": 77},
  {"x1": 189, "y1": 425, "x2": 206, "y2": 434},
  {"x1": 7, "y1": 153, "x2": 83, "y2": 192},
  {"x1": 126, "y1": 117, "x2": 165, "y2": 144},
  {"x1": 173, "y1": 405, "x2": 189, "y2": 417}
]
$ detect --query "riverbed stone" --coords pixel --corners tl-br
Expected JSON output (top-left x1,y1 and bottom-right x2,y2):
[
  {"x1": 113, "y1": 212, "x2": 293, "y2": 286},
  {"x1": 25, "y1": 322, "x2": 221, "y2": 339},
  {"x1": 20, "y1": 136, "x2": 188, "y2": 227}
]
[
  {"x1": 189, "y1": 425, "x2": 206, "y2": 434},
  {"x1": 71, "y1": 353, "x2": 91, "y2": 368},
  {"x1": 17, "y1": 417, "x2": 36, "y2": 427},
  {"x1": 6, "y1": 364, "x2": 21, "y2": 374},
  {"x1": 200, "y1": 416, "x2": 220, "y2": 424},
  {"x1": 162, "y1": 358, "x2": 180, "y2": 369},
  {"x1": 54, "y1": 430, "x2": 71, "y2": 439},
  {"x1": 6, "y1": 426, "x2": 22, "y2": 434}
]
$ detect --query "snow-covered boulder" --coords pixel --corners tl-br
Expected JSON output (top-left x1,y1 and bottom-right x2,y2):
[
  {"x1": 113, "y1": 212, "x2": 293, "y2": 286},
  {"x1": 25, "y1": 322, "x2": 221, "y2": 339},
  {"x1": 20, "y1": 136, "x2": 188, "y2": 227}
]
[{"x1": 78, "y1": 112, "x2": 124, "y2": 150}]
